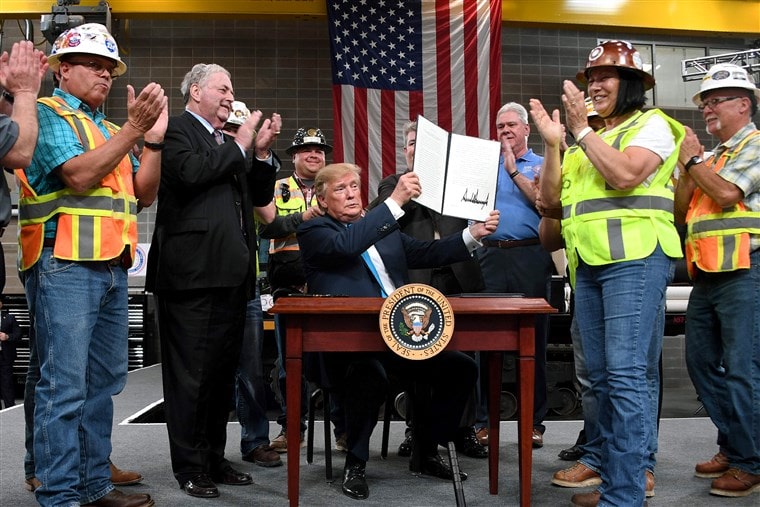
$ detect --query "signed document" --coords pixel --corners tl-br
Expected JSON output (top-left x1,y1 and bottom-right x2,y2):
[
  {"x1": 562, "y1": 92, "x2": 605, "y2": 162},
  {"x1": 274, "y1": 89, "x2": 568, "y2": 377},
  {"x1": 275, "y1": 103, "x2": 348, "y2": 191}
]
[{"x1": 411, "y1": 115, "x2": 500, "y2": 222}]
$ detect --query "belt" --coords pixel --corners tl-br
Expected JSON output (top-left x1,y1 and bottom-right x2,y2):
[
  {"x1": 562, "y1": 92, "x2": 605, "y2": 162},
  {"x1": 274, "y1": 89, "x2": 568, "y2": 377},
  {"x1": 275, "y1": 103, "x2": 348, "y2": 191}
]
[
  {"x1": 482, "y1": 238, "x2": 540, "y2": 249},
  {"x1": 42, "y1": 238, "x2": 127, "y2": 267}
]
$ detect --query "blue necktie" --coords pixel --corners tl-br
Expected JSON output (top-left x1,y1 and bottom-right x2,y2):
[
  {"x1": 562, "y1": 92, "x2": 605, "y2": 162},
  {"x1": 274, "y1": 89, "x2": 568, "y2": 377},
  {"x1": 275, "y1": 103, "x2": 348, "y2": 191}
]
[{"x1": 361, "y1": 250, "x2": 388, "y2": 297}]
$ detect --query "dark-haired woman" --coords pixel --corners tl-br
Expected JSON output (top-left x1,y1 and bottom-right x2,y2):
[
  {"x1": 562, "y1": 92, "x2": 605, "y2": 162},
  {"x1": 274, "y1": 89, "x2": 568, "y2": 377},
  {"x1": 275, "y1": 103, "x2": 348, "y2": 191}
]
[{"x1": 530, "y1": 40, "x2": 685, "y2": 507}]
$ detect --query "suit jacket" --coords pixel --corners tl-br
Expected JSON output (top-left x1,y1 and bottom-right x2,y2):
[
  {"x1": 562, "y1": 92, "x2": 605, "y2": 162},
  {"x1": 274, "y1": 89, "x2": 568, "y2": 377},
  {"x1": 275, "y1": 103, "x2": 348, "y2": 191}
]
[
  {"x1": 0, "y1": 309, "x2": 21, "y2": 364},
  {"x1": 369, "y1": 173, "x2": 484, "y2": 292},
  {"x1": 146, "y1": 111, "x2": 278, "y2": 293},
  {"x1": 298, "y1": 202, "x2": 474, "y2": 297}
]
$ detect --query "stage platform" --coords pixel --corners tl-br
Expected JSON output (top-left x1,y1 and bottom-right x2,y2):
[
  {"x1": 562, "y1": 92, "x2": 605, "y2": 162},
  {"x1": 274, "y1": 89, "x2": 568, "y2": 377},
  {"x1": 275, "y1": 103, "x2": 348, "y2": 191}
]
[{"x1": 1, "y1": 364, "x2": 757, "y2": 506}]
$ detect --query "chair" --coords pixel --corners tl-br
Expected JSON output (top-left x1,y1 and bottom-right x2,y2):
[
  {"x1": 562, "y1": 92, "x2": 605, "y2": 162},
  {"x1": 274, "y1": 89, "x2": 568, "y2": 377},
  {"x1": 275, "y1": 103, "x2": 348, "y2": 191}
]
[{"x1": 306, "y1": 386, "x2": 394, "y2": 482}]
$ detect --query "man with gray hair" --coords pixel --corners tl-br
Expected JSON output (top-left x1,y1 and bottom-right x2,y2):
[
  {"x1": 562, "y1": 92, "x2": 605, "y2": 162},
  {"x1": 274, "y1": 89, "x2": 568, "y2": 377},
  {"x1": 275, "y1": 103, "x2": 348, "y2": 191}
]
[
  {"x1": 146, "y1": 63, "x2": 281, "y2": 499},
  {"x1": 474, "y1": 102, "x2": 553, "y2": 449}
]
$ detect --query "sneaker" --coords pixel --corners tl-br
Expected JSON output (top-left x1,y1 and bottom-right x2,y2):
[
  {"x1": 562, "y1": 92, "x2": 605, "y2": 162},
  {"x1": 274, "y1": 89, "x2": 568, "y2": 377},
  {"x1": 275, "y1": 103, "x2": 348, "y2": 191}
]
[
  {"x1": 532, "y1": 428, "x2": 544, "y2": 449},
  {"x1": 695, "y1": 451, "x2": 730, "y2": 478},
  {"x1": 270, "y1": 429, "x2": 305, "y2": 453},
  {"x1": 335, "y1": 433, "x2": 348, "y2": 453},
  {"x1": 243, "y1": 444, "x2": 283, "y2": 467},
  {"x1": 710, "y1": 468, "x2": 760, "y2": 497},
  {"x1": 24, "y1": 477, "x2": 42, "y2": 492},
  {"x1": 475, "y1": 427, "x2": 488, "y2": 446},
  {"x1": 110, "y1": 462, "x2": 143, "y2": 486},
  {"x1": 552, "y1": 462, "x2": 602, "y2": 488}
]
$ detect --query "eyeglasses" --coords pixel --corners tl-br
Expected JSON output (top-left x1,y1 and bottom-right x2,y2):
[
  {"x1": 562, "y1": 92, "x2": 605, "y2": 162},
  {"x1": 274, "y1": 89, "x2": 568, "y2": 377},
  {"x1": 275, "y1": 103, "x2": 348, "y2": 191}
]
[
  {"x1": 65, "y1": 60, "x2": 118, "y2": 79},
  {"x1": 697, "y1": 96, "x2": 741, "y2": 112}
]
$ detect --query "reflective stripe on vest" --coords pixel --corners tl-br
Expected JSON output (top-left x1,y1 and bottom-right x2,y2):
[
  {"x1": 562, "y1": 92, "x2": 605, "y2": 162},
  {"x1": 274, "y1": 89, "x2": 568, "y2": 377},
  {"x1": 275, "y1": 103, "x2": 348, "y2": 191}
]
[
  {"x1": 685, "y1": 129, "x2": 760, "y2": 277},
  {"x1": 16, "y1": 96, "x2": 138, "y2": 270},
  {"x1": 560, "y1": 109, "x2": 685, "y2": 286},
  {"x1": 268, "y1": 176, "x2": 313, "y2": 255}
]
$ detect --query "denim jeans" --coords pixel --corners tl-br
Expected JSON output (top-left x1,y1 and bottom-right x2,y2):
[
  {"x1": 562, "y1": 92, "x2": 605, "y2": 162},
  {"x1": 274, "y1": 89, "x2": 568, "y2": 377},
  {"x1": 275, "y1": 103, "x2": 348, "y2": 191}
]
[
  {"x1": 25, "y1": 249, "x2": 128, "y2": 506},
  {"x1": 573, "y1": 246, "x2": 673, "y2": 506},
  {"x1": 236, "y1": 293, "x2": 271, "y2": 454},
  {"x1": 23, "y1": 308, "x2": 38, "y2": 479},
  {"x1": 685, "y1": 250, "x2": 760, "y2": 475}
]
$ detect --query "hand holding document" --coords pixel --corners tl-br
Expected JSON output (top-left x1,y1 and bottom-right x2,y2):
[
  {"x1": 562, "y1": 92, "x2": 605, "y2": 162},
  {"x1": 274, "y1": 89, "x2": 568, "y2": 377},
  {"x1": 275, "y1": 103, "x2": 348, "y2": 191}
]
[{"x1": 411, "y1": 115, "x2": 500, "y2": 221}]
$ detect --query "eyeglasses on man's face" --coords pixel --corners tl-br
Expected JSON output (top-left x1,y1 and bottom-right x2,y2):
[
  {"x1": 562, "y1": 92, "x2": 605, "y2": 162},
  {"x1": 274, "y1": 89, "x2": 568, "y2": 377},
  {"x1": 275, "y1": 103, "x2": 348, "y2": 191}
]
[
  {"x1": 698, "y1": 96, "x2": 741, "y2": 112},
  {"x1": 65, "y1": 59, "x2": 119, "y2": 79}
]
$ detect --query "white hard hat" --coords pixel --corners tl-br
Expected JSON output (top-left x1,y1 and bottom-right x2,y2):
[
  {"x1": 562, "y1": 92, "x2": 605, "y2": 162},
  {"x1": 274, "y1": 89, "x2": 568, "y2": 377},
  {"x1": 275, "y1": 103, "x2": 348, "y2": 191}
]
[
  {"x1": 225, "y1": 101, "x2": 250, "y2": 127},
  {"x1": 47, "y1": 23, "x2": 127, "y2": 77},
  {"x1": 692, "y1": 63, "x2": 760, "y2": 106}
]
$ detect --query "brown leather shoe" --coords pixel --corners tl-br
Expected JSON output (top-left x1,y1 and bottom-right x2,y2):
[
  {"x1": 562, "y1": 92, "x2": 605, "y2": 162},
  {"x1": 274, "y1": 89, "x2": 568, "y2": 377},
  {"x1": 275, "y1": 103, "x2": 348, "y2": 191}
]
[
  {"x1": 571, "y1": 490, "x2": 600, "y2": 507},
  {"x1": 710, "y1": 468, "x2": 760, "y2": 497},
  {"x1": 24, "y1": 477, "x2": 42, "y2": 492},
  {"x1": 110, "y1": 462, "x2": 143, "y2": 486},
  {"x1": 695, "y1": 451, "x2": 729, "y2": 478},
  {"x1": 646, "y1": 470, "x2": 655, "y2": 498},
  {"x1": 532, "y1": 428, "x2": 544, "y2": 448},
  {"x1": 552, "y1": 462, "x2": 602, "y2": 488},
  {"x1": 81, "y1": 489, "x2": 154, "y2": 507},
  {"x1": 475, "y1": 427, "x2": 488, "y2": 446},
  {"x1": 243, "y1": 444, "x2": 283, "y2": 467}
]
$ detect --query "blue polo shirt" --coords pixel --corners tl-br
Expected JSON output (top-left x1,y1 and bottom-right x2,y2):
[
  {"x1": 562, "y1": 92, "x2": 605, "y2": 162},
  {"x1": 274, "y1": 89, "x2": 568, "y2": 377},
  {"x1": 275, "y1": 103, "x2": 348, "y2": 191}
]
[{"x1": 486, "y1": 148, "x2": 543, "y2": 241}]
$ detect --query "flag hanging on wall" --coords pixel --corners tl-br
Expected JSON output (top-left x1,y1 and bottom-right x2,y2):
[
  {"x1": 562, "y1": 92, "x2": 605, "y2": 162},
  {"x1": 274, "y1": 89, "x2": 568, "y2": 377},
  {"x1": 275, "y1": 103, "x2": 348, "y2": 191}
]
[{"x1": 328, "y1": 0, "x2": 502, "y2": 203}]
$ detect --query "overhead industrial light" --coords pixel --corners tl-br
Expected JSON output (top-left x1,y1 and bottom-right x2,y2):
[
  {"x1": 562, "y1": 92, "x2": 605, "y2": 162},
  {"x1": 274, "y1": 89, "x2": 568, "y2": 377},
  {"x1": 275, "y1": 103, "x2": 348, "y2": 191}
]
[{"x1": 41, "y1": 0, "x2": 112, "y2": 45}]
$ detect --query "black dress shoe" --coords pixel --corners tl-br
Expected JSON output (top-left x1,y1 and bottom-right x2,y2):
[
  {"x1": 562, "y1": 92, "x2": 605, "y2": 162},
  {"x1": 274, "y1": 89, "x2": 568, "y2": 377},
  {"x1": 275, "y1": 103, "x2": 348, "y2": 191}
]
[
  {"x1": 342, "y1": 461, "x2": 369, "y2": 500},
  {"x1": 82, "y1": 489, "x2": 154, "y2": 507},
  {"x1": 415, "y1": 454, "x2": 467, "y2": 481},
  {"x1": 181, "y1": 475, "x2": 219, "y2": 498},
  {"x1": 454, "y1": 427, "x2": 488, "y2": 459},
  {"x1": 212, "y1": 466, "x2": 253, "y2": 486},
  {"x1": 558, "y1": 444, "x2": 586, "y2": 461},
  {"x1": 397, "y1": 433, "x2": 413, "y2": 458}
]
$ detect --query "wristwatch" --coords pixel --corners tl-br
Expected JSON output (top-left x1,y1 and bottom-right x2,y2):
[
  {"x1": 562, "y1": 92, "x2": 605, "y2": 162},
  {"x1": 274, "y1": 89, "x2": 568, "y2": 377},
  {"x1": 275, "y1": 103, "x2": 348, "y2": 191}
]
[{"x1": 684, "y1": 156, "x2": 703, "y2": 173}]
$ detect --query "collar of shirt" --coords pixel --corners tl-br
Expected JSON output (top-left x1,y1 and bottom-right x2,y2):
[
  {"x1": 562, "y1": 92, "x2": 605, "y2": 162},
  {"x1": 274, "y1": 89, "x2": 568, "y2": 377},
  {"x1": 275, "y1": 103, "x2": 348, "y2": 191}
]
[
  {"x1": 53, "y1": 88, "x2": 106, "y2": 123},
  {"x1": 185, "y1": 109, "x2": 215, "y2": 135}
]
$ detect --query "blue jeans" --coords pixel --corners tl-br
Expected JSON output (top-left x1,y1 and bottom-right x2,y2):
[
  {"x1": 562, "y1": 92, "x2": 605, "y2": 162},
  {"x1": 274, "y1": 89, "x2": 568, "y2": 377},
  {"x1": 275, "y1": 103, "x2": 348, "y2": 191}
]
[
  {"x1": 578, "y1": 306, "x2": 665, "y2": 477},
  {"x1": 685, "y1": 250, "x2": 760, "y2": 475},
  {"x1": 573, "y1": 246, "x2": 673, "y2": 506},
  {"x1": 25, "y1": 249, "x2": 129, "y2": 506},
  {"x1": 236, "y1": 293, "x2": 271, "y2": 454},
  {"x1": 23, "y1": 308, "x2": 38, "y2": 479}
]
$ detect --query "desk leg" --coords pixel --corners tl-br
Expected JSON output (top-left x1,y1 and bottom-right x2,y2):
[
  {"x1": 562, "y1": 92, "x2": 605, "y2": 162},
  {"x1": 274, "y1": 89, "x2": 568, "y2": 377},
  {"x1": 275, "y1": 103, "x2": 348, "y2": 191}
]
[
  {"x1": 286, "y1": 356, "x2": 303, "y2": 507},
  {"x1": 487, "y1": 351, "x2": 503, "y2": 495},
  {"x1": 517, "y1": 354, "x2": 534, "y2": 507}
]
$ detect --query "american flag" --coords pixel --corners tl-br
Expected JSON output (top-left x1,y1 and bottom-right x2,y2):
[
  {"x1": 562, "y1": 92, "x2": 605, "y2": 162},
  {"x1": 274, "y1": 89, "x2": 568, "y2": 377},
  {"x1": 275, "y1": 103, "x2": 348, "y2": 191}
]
[{"x1": 328, "y1": 0, "x2": 502, "y2": 203}]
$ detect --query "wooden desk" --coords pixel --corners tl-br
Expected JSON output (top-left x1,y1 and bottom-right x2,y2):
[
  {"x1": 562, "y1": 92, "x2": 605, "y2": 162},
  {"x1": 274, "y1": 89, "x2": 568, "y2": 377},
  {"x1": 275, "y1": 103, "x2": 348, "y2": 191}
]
[{"x1": 270, "y1": 296, "x2": 556, "y2": 507}]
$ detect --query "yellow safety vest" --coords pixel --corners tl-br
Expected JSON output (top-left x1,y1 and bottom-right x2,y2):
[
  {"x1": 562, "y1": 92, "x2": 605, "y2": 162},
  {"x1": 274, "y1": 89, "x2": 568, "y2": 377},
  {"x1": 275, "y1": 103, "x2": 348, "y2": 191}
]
[
  {"x1": 561, "y1": 109, "x2": 685, "y2": 286},
  {"x1": 268, "y1": 175, "x2": 315, "y2": 255},
  {"x1": 684, "y1": 129, "x2": 760, "y2": 278},
  {"x1": 15, "y1": 96, "x2": 138, "y2": 271}
]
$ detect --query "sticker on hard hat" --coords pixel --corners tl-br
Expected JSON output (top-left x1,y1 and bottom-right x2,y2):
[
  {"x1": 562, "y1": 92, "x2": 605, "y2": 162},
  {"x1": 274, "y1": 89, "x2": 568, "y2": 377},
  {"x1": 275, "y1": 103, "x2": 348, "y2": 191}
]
[
  {"x1": 62, "y1": 33, "x2": 81, "y2": 49},
  {"x1": 379, "y1": 284, "x2": 454, "y2": 360},
  {"x1": 711, "y1": 70, "x2": 731, "y2": 81},
  {"x1": 105, "y1": 39, "x2": 117, "y2": 54},
  {"x1": 303, "y1": 136, "x2": 322, "y2": 144},
  {"x1": 588, "y1": 46, "x2": 603, "y2": 61},
  {"x1": 632, "y1": 52, "x2": 643, "y2": 70}
]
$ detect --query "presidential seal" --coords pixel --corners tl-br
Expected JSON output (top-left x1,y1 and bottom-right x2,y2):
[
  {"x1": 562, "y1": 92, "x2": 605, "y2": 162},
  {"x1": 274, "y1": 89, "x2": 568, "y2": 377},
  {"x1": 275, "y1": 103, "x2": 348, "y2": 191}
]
[{"x1": 379, "y1": 283, "x2": 455, "y2": 360}]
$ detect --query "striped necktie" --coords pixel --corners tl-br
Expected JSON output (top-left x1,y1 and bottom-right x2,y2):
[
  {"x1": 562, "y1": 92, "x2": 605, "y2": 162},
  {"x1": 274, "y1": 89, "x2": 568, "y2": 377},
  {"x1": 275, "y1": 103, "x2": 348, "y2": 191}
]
[{"x1": 214, "y1": 129, "x2": 224, "y2": 145}]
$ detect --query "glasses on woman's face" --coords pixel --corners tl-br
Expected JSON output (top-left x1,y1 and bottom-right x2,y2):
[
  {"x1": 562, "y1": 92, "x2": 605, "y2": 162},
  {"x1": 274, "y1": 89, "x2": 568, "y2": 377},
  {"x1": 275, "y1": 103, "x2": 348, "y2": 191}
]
[
  {"x1": 698, "y1": 96, "x2": 741, "y2": 112},
  {"x1": 65, "y1": 60, "x2": 118, "y2": 79}
]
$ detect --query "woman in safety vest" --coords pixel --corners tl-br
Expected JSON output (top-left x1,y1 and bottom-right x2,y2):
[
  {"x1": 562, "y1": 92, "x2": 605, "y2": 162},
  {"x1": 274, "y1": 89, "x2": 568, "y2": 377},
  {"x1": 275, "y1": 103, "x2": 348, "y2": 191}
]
[{"x1": 531, "y1": 40, "x2": 685, "y2": 507}]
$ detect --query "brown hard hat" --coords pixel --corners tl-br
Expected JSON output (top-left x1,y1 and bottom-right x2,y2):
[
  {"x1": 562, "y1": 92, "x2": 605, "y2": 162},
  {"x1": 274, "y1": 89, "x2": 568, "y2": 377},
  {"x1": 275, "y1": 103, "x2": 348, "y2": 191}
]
[{"x1": 576, "y1": 40, "x2": 655, "y2": 90}]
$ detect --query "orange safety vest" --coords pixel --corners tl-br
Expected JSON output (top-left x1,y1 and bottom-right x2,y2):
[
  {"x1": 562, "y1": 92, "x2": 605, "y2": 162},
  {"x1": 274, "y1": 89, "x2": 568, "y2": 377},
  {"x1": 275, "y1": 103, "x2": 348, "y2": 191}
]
[
  {"x1": 684, "y1": 129, "x2": 760, "y2": 278},
  {"x1": 15, "y1": 96, "x2": 138, "y2": 271}
]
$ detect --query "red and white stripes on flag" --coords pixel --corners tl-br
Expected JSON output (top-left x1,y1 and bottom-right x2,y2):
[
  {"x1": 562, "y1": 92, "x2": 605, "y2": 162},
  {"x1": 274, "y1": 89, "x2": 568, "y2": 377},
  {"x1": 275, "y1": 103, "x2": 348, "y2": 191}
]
[{"x1": 328, "y1": 0, "x2": 502, "y2": 204}]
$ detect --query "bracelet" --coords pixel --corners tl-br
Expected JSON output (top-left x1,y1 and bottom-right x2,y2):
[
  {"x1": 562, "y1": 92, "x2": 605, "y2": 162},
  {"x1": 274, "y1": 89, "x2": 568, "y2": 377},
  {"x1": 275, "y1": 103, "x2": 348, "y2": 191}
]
[
  {"x1": 575, "y1": 126, "x2": 593, "y2": 143},
  {"x1": 2, "y1": 91, "x2": 14, "y2": 104},
  {"x1": 509, "y1": 170, "x2": 519, "y2": 180},
  {"x1": 143, "y1": 141, "x2": 165, "y2": 151}
]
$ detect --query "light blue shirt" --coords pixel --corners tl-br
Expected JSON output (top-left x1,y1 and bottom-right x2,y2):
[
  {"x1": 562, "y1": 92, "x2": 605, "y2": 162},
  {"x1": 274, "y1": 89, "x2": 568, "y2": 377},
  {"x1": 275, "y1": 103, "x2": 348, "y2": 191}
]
[{"x1": 486, "y1": 148, "x2": 543, "y2": 241}]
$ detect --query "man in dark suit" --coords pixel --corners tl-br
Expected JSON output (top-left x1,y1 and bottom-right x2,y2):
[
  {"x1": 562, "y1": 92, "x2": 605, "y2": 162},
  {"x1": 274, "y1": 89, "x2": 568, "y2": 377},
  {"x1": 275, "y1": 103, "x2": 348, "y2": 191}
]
[
  {"x1": 0, "y1": 298, "x2": 21, "y2": 408},
  {"x1": 146, "y1": 63, "x2": 280, "y2": 499},
  {"x1": 368, "y1": 120, "x2": 487, "y2": 460},
  {"x1": 297, "y1": 163, "x2": 499, "y2": 500}
]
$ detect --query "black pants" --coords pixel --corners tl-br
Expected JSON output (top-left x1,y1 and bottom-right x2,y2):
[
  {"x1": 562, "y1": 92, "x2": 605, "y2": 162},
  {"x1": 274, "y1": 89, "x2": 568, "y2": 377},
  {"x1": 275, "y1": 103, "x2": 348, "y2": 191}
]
[{"x1": 156, "y1": 285, "x2": 247, "y2": 485}]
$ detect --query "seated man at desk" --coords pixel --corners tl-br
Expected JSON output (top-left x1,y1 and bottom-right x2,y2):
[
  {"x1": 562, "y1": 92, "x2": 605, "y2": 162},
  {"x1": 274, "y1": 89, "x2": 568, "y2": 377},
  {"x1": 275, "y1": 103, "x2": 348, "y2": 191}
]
[{"x1": 297, "y1": 162, "x2": 499, "y2": 500}]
